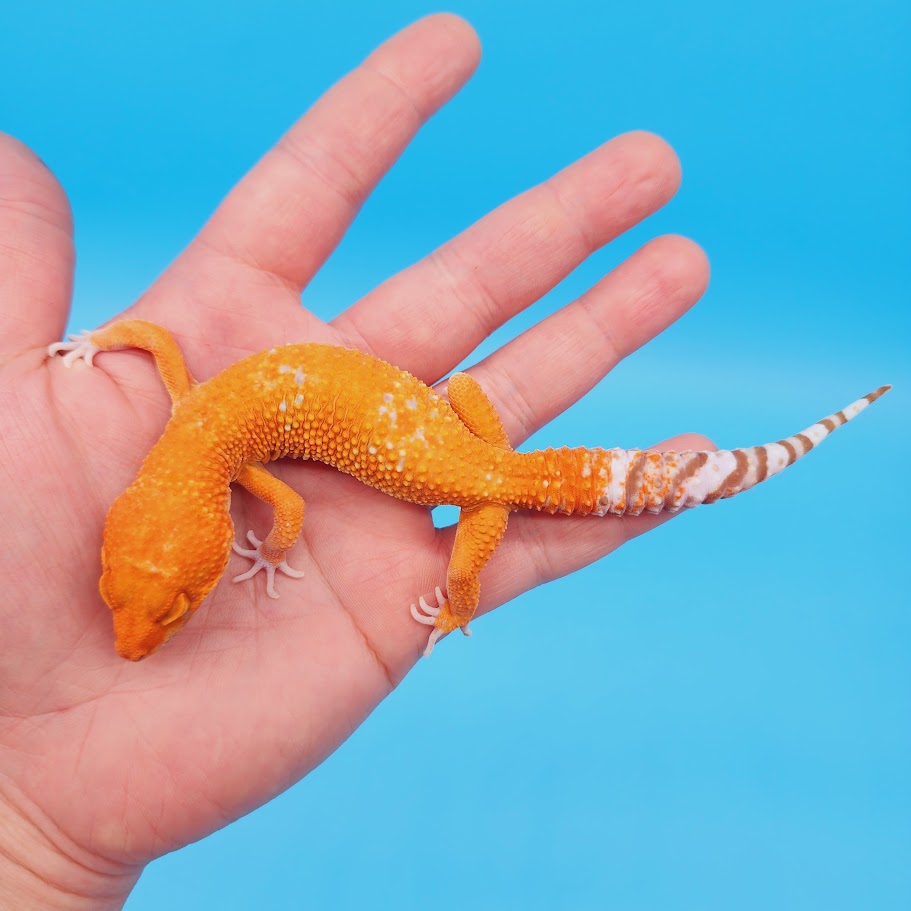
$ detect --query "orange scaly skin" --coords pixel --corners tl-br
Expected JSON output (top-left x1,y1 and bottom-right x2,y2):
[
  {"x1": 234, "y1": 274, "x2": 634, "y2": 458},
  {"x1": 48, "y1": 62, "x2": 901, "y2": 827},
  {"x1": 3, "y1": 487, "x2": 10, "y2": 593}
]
[{"x1": 48, "y1": 320, "x2": 889, "y2": 660}]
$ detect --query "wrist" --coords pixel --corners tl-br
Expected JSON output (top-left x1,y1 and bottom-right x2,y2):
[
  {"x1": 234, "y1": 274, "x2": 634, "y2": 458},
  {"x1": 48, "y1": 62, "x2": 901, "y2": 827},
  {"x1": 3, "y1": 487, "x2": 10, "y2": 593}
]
[{"x1": 0, "y1": 783, "x2": 140, "y2": 911}]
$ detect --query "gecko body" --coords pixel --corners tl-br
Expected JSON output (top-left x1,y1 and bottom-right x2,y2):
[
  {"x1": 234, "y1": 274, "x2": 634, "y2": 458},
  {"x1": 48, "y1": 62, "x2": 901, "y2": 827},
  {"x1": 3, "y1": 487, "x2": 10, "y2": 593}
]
[{"x1": 48, "y1": 320, "x2": 889, "y2": 660}]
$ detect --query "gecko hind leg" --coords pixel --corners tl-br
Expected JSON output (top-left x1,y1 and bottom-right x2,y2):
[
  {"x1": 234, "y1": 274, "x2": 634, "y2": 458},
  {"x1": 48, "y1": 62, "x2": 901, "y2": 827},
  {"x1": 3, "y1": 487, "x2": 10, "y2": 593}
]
[
  {"x1": 232, "y1": 463, "x2": 306, "y2": 599},
  {"x1": 410, "y1": 504, "x2": 509, "y2": 657},
  {"x1": 409, "y1": 376, "x2": 511, "y2": 657}
]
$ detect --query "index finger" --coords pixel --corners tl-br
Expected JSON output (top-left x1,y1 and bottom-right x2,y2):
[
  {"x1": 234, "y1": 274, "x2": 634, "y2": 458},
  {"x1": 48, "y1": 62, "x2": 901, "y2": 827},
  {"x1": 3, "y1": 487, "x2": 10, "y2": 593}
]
[{"x1": 185, "y1": 15, "x2": 481, "y2": 295}]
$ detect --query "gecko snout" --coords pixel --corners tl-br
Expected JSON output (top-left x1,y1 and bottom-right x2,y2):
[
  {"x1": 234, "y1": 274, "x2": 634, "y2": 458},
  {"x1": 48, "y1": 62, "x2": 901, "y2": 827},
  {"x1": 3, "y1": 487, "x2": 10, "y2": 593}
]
[
  {"x1": 110, "y1": 593, "x2": 193, "y2": 661},
  {"x1": 100, "y1": 553, "x2": 197, "y2": 660}
]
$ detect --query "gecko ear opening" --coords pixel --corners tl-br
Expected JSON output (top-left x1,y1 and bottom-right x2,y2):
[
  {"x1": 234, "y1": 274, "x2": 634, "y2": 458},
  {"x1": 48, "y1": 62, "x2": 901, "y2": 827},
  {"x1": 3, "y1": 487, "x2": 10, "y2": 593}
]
[
  {"x1": 99, "y1": 570, "x2": 113, "y2": 607},
  {"x1": 160, "y1": 593, "x2": 191, "y2": 626}
]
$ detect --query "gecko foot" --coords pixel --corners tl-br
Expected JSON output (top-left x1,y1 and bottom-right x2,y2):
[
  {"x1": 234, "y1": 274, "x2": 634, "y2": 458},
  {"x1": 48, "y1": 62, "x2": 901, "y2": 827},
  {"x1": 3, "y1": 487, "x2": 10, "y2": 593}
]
[
  {"x1": 409, "y1": 586, "x2": 471, "y2": 657},
  {"x1": 47, "y1": 331, "x2": 100, "y2": 367},
  {"x1": 232, "y1": 530, "x2": 305, "y2": 599}
]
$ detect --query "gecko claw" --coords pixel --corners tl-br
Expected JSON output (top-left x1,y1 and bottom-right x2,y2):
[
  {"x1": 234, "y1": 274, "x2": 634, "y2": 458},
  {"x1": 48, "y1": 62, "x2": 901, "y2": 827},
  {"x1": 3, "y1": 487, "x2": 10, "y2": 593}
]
[{"x1": 232, "y1": 530, "x2": 304, "y2": 599}]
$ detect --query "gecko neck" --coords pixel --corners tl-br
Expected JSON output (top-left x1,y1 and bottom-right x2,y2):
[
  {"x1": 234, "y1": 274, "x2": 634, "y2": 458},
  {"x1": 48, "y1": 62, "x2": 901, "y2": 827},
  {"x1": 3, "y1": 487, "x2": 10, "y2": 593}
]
[{"x1": 138, "y1": 417, "x2": 236, "y2": 495}]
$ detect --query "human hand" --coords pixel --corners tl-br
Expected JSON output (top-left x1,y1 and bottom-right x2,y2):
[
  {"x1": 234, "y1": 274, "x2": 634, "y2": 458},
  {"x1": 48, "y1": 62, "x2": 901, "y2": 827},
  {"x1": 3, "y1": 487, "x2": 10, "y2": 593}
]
[{"x1": 0, "y1": 14, "x2": 709, "y2": 908}]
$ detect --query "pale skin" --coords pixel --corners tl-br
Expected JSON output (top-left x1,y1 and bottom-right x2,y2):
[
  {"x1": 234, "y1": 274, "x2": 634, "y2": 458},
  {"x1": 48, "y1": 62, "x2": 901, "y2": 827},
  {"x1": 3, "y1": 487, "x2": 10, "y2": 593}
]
[{"x1": 0, "y1": 15, "x2": 712, "y2": 909}]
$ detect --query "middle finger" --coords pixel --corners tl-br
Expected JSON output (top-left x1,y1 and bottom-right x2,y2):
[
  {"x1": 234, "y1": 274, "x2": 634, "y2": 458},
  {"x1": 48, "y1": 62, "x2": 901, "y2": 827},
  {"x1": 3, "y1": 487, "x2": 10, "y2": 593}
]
[{"x1": 334, "y1": 130, "x2": 681, "y2": 382}]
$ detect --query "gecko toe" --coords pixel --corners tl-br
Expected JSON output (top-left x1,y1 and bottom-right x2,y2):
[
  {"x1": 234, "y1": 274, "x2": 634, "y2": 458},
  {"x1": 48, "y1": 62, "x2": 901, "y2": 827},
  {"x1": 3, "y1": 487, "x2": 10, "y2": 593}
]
[
  {"x1": 232, "y1": 541, "x2": 259, "y2": 559},
  {"x1": 423, "y1": 627, "x2": 444, "y2": 657},
  {"x1": 232, "y1": 563, "x2": 264, "y2": 583},
  {"x1": 410, "y1": 603, "x2": 436, "y2": 625}
]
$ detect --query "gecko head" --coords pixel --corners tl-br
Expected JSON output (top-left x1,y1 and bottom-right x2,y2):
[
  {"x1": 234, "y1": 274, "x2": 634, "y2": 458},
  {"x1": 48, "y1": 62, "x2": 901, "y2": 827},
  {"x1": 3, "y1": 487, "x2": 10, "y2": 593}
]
[
  {"x1": 100, "y1": 557, "x2": 204, "y2": 661},
  {"x1": 99, "y1": 485, "x2": 233, "y2": 661}
]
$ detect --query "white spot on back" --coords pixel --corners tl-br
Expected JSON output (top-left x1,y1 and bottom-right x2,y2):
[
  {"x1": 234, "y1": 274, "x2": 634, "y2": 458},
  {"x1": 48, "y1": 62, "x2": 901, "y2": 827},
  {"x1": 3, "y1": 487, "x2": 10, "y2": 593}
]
[
  {"x1": 294, "y1": 370, "x2": 306, "y2": 385},
  {"x1": 406, "y1": 397, "x2": 418, "y2": 410},
  {"x1": 383, "y1": 392, "x2": 394, "y2": 403},
  {"x1": 279, "y1": 400, "x2": 287, "y2": 412}
]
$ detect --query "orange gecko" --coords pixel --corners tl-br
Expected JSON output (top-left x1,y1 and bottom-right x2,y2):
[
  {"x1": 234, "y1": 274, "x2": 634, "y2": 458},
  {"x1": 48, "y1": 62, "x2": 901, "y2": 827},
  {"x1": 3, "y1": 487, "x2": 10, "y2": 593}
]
[{"x1": 48, "y1": 319, "x2": 889, "y2": 661}]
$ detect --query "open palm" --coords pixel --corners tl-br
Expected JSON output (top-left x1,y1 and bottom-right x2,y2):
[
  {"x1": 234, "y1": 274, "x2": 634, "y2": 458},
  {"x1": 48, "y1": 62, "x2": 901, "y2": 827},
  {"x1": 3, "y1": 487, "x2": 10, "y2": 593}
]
[{"x1": 0, "y1": 15, "x2": 710, "y2": 907}]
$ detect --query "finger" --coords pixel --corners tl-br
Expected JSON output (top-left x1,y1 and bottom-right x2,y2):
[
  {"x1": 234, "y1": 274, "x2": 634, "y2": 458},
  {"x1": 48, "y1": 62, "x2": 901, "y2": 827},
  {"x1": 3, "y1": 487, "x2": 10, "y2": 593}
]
[
  {"x1": 467, "y1": 234, "x2": 710, "y2": 444},
  {"x1": 188, "y1": 14, "x2": 480, "y2": 293},
  {"x1": 335, "y1": 131, "x2": 682, "y2": 381},
  {"x1": 475, "y1": 432, "x2": 717, "y2": 616},
  {"x1": 0, "y1": 133, "x2": 74, "y2": 355}
]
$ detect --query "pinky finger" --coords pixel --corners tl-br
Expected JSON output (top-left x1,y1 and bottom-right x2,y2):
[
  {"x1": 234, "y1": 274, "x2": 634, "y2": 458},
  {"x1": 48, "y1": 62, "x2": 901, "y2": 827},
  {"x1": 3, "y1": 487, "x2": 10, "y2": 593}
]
[{"x1": 0, "y1": 134, "x2": 74, "y2": 355}]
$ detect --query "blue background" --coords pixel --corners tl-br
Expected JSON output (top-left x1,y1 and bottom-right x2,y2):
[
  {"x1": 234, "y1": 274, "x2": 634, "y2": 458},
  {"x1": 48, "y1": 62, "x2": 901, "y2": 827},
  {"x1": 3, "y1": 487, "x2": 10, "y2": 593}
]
[{"x1": 4, "y1": 1, "x2": 909, "y2": 907}]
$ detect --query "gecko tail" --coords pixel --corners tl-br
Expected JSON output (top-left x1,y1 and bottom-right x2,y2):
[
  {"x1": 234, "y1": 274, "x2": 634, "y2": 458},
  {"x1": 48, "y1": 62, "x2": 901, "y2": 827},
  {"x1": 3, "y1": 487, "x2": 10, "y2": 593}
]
[{"x1": 595, "y1": 385, "x2": 891, "y2": 517}]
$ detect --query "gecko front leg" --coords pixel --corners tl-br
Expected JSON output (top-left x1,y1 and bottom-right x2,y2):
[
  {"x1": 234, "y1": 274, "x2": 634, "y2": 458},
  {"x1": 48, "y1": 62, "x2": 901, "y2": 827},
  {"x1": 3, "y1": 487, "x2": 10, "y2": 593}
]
[
  {"x1": 232, "y1": 462, "x2": 306, "y2": 598},
  {"x1": 47, "y1": 319, "x2": 196, "y2": 404}
]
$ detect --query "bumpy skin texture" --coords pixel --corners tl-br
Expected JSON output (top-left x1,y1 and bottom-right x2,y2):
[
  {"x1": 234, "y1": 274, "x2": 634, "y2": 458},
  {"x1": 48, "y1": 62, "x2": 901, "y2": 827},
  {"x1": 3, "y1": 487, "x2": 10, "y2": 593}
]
[{"x1": 48, "y1": 320, "x2": 889, "y2": 660}]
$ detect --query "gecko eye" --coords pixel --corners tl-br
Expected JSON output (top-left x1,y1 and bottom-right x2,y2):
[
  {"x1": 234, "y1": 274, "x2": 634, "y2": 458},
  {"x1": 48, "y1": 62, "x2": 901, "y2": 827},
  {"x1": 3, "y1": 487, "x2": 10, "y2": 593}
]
[{"x1": 159, "y1": 593, "x2": 191, "y2": 626}]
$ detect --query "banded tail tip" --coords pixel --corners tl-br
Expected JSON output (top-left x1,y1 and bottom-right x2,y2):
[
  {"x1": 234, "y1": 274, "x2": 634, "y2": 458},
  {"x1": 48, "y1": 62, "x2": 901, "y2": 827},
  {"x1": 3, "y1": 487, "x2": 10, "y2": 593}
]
[
  {"x1": 866, "y1": 384, "x2": 891, "y2": 403},
  {"x1": 719, "y1": 383, "x2": 892, "y2": 503},
  {"x1": 841, "y1": 384, "x2": 891, "y2": 422},
  {"x1": 595, "y1": 383, "x2": 891, "y2": 516}
]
